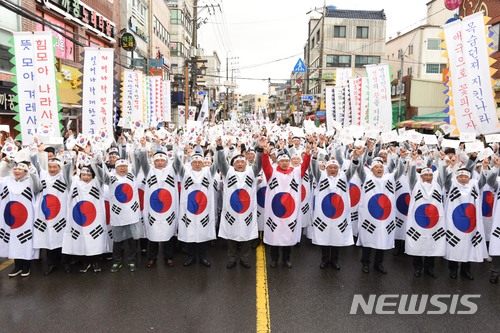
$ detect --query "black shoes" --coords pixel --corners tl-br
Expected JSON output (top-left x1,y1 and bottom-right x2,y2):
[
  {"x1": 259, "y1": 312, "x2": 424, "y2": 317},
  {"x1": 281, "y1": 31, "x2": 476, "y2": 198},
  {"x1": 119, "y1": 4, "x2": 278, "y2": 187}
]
[
  {"x1": 92, "y1": 262, "x2": 101, "y2": 273},
  {"x1": 449, "y1": 269, "x2": 458, "y2": 279},
  {"x1": 331, "y1": 262, "x2": 340, "y2": 270},
  {"x1": 183, "y1": 258, "x2": 195, "y2": 267},
  {"x1": 227, "y1": 261, "x2": 236, "y2": 269},
  {"x1": 63, "y1": 264, "x2": 71, "y2": 274},
  {"x1": 461, "y1": 271, "x2": 474, "y2": 280},
  {"x1": 490, "y1": 274, "x2": 499, "y2": 284},
  {"x1": 424, "y1": 269, "x2": 437, "y2": 279},
  {"x1": 414, "y1": 268, "x2": 422, "y2": 277},
  {"x1": 8, "y1": 267, "x2": 22, "y2": 277},
  {"x1": 374, "y1": 264, "x2": 387, "y2": 274},
  {"x1": 200, "y1": 258, "x2": 211, "y2": 267},
  {"x1": 320, "y1": 261, "x2": 329, "y2": 269},
  {"x1": 270, "y1": 260, "x2": 277, "y2": 268},
  {"x1": 240, "y1": 261, "x2": 251, "y2": 269},
  {"x1": 146, "y1": 259, "x2": 156, "y2": 268},
  {"x1": 79, "y1": 263, "x2": 91, "y2": 273},
  {"x1": 362, "y1": 264, "x2": 369, "y2": 273},
  {"x1": 44, "y1": 265, "x2": 57, "y2": 276},
  {"x1": 284, "y1": 260, "x2": 292, "y2": 268}
]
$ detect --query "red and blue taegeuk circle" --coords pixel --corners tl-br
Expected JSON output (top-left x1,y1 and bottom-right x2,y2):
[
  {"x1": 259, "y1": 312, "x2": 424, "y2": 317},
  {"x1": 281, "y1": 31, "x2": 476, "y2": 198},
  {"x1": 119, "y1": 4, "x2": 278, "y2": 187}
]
[
  {"x1": 187, "y1": 190, "x2": 208, "y2": 215},
  {"x1": 138, "y1": 188, "x2": 145, "y2": 211},
  {"x1": 482, "y1": 190, "x2": 494, "y2": 218},
  {"x1": 301, "y1": 184, "x2": 307, "y2": 203},
  {"x1": 349, "y1": 183, "x2": 361, "y2": 207},
  {"x1": 271, "y1": 192, "x2": 295, "y2": 219},
  {"x1": 452, "y1": 203, "x2": 477, "y2": 233},
  {"x1": 257, "y1": 187, "x2": 266, "y2": 208},
  {"x1": 368, "y1": 193, "x2": 392, "y2": 220},
  {"x1": 414, "y1": 204, "x2": 440, "y2": 229},
  {"x1": 321, "y1": 193, "x2": 344, "y2": 219},
  {"x1": 41, "y1": 194, "x2": 61, "y2": 220},
  {"x1": 72, "y1": 201, "x2": 97, "y2": 227},
  {"x1": 115, "y1": 183, "x2": 134, "y2": 203},
  {"x1": 150, "y1": 188, "x2": 172, "y2": 213},
  {"x1": 230, "y1": 189, "x2": 251, "y2": 214},
  {"x1": 396, "y1": 193, "x2": 410, "y2": 216},
  {"x1": 4, "y1": 201, "x2": 28, "y2": 229}
]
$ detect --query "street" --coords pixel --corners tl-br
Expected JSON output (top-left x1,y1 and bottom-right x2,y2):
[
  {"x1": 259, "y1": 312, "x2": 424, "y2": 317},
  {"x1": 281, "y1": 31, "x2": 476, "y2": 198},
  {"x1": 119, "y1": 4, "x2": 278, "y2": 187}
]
[{"x1": 0, "y1": 238, "x2": 499, "y2": 333}]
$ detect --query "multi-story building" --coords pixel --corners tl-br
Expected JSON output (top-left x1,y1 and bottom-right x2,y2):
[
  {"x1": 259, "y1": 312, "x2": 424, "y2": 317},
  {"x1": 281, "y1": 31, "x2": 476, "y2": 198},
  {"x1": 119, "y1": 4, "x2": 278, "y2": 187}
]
[
  {"x1": 203, "y1": 50, "x2": 221, "y2": 110},
  {"x1": 304, "y1": 8, "x2": 386, "y2": 110},
  {"x1": 242, "y1": 94, "x2": 268, "y2": 115}
]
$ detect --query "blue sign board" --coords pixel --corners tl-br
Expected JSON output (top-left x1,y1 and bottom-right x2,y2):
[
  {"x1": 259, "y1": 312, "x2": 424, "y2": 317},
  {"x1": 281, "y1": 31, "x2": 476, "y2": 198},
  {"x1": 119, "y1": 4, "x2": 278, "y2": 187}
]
[
  {"x1": 301, "y1": 94, "x2": 313, "y2": 101},
  {"x1": 293, "y1": 58, "x2": 306, "y2": 73},
  {"x1": 198, "y1": 91, "x2": 207, "y2": 96}
]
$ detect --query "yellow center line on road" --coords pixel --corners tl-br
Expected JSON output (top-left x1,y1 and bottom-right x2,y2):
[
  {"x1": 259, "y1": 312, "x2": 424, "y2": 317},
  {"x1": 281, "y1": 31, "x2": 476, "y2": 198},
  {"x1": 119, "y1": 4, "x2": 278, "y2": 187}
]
[
  {"x1": 256, "y1": 243, "x2": 271, "y2": 333},
  {"x1": 0, "y1": 259, "x2": 14, "y2": 271}
]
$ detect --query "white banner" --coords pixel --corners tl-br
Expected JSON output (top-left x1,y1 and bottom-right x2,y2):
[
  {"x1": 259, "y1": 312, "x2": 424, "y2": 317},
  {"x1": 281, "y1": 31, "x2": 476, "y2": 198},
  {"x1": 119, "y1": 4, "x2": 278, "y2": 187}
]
[
  {"x1": 325, "y1": 86, "x2": 335, "y2": 132},
  {"x1": 366, "y1": 64, "x2": 392, "y2": 132},
  {"x1": 197, "y1": 96, "x2": 209, "y2": 124},
  {"x1": 343, "y1": 85, "x2": 352, "y2": 128},
  {"x1": 178, "y1": 105, "x2": 186, "y2": 128},
  {"x1": 188, "y1": 106, "x2": 197, "y2": 122},
  {"x1": 13, "y1": 32, "x2": 60, "y2": 143},
  {"x1": 121, "y1": 69, "x2": 143, "y2": 129},
  {"x1": 163, "y1": 79, "x2": 171, "y2": 122},
  {"x1": 335, "y1": 67, "x2": 352, "y2": 87},
  {"x1": 82, "y1": 48, "x2": 114, "y2": 137},
  {"x1": 334, "y1": 86, "x2": 344, "y2": 125}
]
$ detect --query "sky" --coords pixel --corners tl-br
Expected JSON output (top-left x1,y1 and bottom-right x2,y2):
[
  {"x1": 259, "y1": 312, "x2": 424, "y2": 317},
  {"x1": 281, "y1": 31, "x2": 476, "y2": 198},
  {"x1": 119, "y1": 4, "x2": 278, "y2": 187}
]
[{"x1": 197, "y1": 0, "x2": 449, "y2": 95}]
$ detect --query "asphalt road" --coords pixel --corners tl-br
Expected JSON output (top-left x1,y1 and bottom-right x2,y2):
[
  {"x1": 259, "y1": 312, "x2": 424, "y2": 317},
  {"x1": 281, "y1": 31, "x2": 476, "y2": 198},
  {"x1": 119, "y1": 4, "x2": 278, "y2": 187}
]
[{"x1": 0, "y1": 237, "x2": 499, "y2": 333}]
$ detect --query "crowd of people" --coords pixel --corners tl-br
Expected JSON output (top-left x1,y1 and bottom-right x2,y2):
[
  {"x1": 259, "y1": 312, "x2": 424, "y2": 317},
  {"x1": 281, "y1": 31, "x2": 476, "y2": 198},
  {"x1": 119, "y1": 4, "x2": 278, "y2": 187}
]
[{"x1": 0, "y1": 119, "x2": 499, "y2": 285}]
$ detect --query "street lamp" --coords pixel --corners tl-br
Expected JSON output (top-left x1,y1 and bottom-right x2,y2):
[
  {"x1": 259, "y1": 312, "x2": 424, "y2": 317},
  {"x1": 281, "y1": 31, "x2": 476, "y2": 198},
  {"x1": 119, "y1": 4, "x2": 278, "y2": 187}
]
[{"x1": 223, "y1": 80, "x2": 231, "y2": 120}]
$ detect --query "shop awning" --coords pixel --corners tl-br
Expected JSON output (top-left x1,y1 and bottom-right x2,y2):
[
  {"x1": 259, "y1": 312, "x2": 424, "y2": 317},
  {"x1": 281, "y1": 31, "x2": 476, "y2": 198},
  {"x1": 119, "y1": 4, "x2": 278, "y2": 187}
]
[{"x1": 396, "y1": 119, "x2": 446, "y2": 131}]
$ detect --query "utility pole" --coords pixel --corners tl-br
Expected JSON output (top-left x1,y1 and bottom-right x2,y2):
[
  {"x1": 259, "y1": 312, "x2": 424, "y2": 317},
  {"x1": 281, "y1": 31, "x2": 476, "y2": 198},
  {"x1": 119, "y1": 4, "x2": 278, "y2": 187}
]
[
  {"x1": 398, "y1": 52, "x2": 404, "y2": 123},
  {"x1": 317, "y1": 0, "x2": 326, "y2": 111}
]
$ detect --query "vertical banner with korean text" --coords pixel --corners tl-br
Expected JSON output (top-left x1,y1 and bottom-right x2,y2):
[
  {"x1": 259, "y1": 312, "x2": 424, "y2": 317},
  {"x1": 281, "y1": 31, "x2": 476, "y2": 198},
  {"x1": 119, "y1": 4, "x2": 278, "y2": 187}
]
[
  {"x1": 335, "y1": 68, "x2": 352, "y2": 87},
  {"x1": 325, "y1": 86, "x2": 335, "y2": 131},
  {"x1": 178, "y1": 105, "x2": 186, "y2": 128},
  {"x1": 82, "y1": 48, "x2": 114, "y2": 137},
  {"x1": 163, "y1": 79, "x2": 171, "y2": 122},
  {"x1": 334, "y1": 86, "x2": 345, "y2": 125},
  {"x1": 12, "y1": 31, "x2": 60, "y2": 143},
  {"x1": 366, "y1": 64, "x2": 392, "y2": 132}
]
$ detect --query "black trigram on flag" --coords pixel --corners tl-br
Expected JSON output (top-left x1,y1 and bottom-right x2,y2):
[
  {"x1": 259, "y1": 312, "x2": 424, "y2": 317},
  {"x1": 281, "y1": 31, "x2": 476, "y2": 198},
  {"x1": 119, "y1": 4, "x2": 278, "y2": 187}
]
[
  {"x1": 90, "y1": 225, "x2": 104, "y2": 239},
  {"x1": 290, "y1": 179, "x2": 299, "y2": 192},
  {"x1": 17, "y1": 230, "x2": 32, "y2": 244},
  {"x1": 201, "y1": 177, "x2": 210, "y2": 189},
  {"x1": 244, "y1": 213, "x2": 253, "y2": 226},
  {"x1": 266, "y1": 218, "x2": 277, "y2": 232},
  {"x1": 385, "y1": 181, "x2": 394, "y2": 194},
  {"x1": 0, "y1": 228, "x2": 10, "y2": 243},
  {"x1": 351, "y1": 211, "x2": 359, "y2": 221},
  {"x1": 110, "y1": 176, "x2": 118, "y2": 184},
  {"x1": 147, "y1": 175, "x2": 158, "y2": 188},
  {"x1": 471, "y1": 231, "x2": 483, "y2": 247},
  {"x1": 225, "y1": 212, "x2": 236, "y2": 225},
  {"x1": 89, "y1": 186, "x2": 100, "y2": 200},
  {"x1": 148, "y1": 213, "x2": 156, "y2": 226},
  {"x1": 126, "y1": 173, "x2": 135, "y2": 182},
  {"x1": 470, "y1": 186, "x2": 479, "y2": 200},
  {"x1": 108, "y1": 229, "x2": 113, "y2": 240},
  {"x1": 395, "y1": 181, "x2": 403, "y2": 192},
  {"x1": 54, "y1": 218, "x2": 66, "y2": 233},
  {"x1": 34, "y1": 219, "x2": 48, "y2": 232},
  {"x1": 41, "y1": 180, "x2": 47, "y2": 190},
  {"x1": 227, "y1": 175, "x2": 237, "y2": 188},
  {"x1": 407, "y1": 227, "x2": 421, "y2": 241},
  {"x1": 166, "y1": 174, "x2": 175, "y2": 188},
  {"x1": 414, "y1": 190, "x2": 423, "y2": 202},
  {"x1": 386, "y1": 221, "x2": 395, "y2": 234},
  {"x1": 71, "y1": 227, "x2": 80, "y2": 240},
  {"x1": 184, "y1": 177, "x2": 194, "y2": 190},
  {"x1": 268, "y1": 178, "x2": 278, "y2": 190},
  {"x1": 1, "y1": 187, "x2": 9, "y2": 199},
  {"x1": 395, "y1": 217, "x2": 404, "y2": 228},
  {"x1": 337, "y1": 179, "x2": 347, "y2": 192},
  {"x1": 131, "y1": 201, "x2": 139, "y2": 212},
  {"x1": 288, "y1": 219, "x2": 297, "y2": 232},
  {"x1": 492, "y1": 227, "x2": 500, "y2": 239},
  {"x1": 432, "y1": 227, "x2": 445, "y2": 241},
  {"x1": 432, "y1": 190, "x2": 442, "y2": 203},
  {"x1": 313, "y1": 217, "x2": 327, "y2": 232},
  {"x1": 257, "y1": 211, "x2": 261, "y2": 218},
  {"x1": 166, "y1": 212, "x2": 176, "y2": 225},
  {"x1": 72, "y1": 187, "x2": 78, "y2": 199},
  {"x1": 213, "y1": 179, "x2": 219, "y2": 191},
  {"x1": 200, "y1": 215, "x2": 209, "y2": 227},
  {"x1": 182, "y1": 214, "x2": 191, "y2": 227},
  {"x1": 301, "y1": 203, "x2": 310, "y2": 214},
  {"x1": 338, "y1": 219, "x2": 348, "y2": 233},
  {"x1": 53, "y1": 179, "x2": 67, "y2": 193},
  {"x1": 446, "y1": 230, "x2": 460, "y2": 247},
  {"x1": 319, "y1": 179, "x2": 329, "y2": 192},
  {"x1": 111, "y1": 204, "x2": 122, "y2": 215},
  {"x1": 449, "y1": 188, "x2": 461, "y2": 202},
  {"x1": 362, "y1": 220, "x2": 376, "y2": 234},
  {"x1": 21, "y1": 188, "x2": 33, "y2": 202},
  {"x1": 303, "y1": 173, "x2": 310, "y2": 183},
  {"x1": 142, "y1": 178, "x2": 147, "y2": 186},
  {"x1": 245, "y1": 175, "x2": 253, "y2": 187},
  {"x1": 364, "y1": 180, "x2": 375, "y2": 193}
]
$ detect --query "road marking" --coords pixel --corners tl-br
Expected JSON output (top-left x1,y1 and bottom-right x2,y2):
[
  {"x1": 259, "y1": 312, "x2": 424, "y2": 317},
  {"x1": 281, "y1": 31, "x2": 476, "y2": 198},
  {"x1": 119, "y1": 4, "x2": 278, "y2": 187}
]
[
  {"x1": 0, "y1": 259, "x2": 14, "y2": 271},
  {"x1": 256, "y1": 243, "x2": 271, "y2": 333}
]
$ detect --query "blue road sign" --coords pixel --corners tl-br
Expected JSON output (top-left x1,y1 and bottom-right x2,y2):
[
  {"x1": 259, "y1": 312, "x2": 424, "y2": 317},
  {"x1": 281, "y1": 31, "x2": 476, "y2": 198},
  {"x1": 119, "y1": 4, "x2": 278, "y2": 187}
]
[
  {"x1": 198, "y1": 91, "x2": 207, "y2": 96},
  {"x1": 293, "y1": 58, "x2": 306, "y2": 73},
  {"x1": 301, "y1": 94, "x2": 314, "y2": 101}
]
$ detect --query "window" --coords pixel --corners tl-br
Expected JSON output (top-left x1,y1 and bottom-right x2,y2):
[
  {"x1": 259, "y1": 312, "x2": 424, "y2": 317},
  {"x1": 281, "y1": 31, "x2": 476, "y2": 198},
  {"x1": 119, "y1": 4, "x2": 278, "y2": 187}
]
[
  {"x1": 326, "y1": 55, "x2": 351, "y2": 67},
  {"x1": 426, "y1": 63, "x2": 447, "y2": 74},
  {"x1": 397, "y1": 49, "x2": 402, "y2": 59},
  {"x1": 356, "y1": 26, "x2": 369, "y2": 39},
  {"x1": 355, "y1": 55, "x2": 380, "y2": 68},
  {"x1": 408, "y1": 45, "x2": 413, "y2": 55},
  {"x1": 492, "y1": 23, "x2": 500, "y2": 53},
  {"x1": 333, "y1": 26, "x2": 346, "y2": 38},
  {"x1": 316, "y1": 30, "x2": 320, "y2": 42},
  {"x1": 407, "y1": 67, "x2": 413, "y2": 76},
  {"x1": 427, "y1": 38, "x2": 444, "y2": 50}
]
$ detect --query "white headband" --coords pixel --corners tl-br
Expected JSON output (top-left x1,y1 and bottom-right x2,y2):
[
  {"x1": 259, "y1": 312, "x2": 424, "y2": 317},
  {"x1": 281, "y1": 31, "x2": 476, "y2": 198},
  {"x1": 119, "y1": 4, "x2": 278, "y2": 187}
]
[
  {"x1": 191, "y1": 154, "x2": 204, "y2": 161},
  {"x1": 420, "y1": 167, "x2": 433, "y2": 175},
  {"x1": 48, "y1": 159, "x2": 63, "y2": 168},
  {"x1": 277, "y1": 154, "x2": 290, "y2": 161},
  {"x1": 153, "y1": 153, "x2": 167, "y2": 161},
  {"x1": 325, "y1": 160, "x2": 339, "y2": 168},
  {"x1": 370, "y1": 159, "x2": 383, "y2": 168},
  {"x1": 14, "y1": 162, "x2": 29, "y2": 171},
  {"x1": 456, "y1": 169, "x2": 471, "y2": 178},
  {"x1": 115, "y1": 159, "x2": 129, "y2": 167}
]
